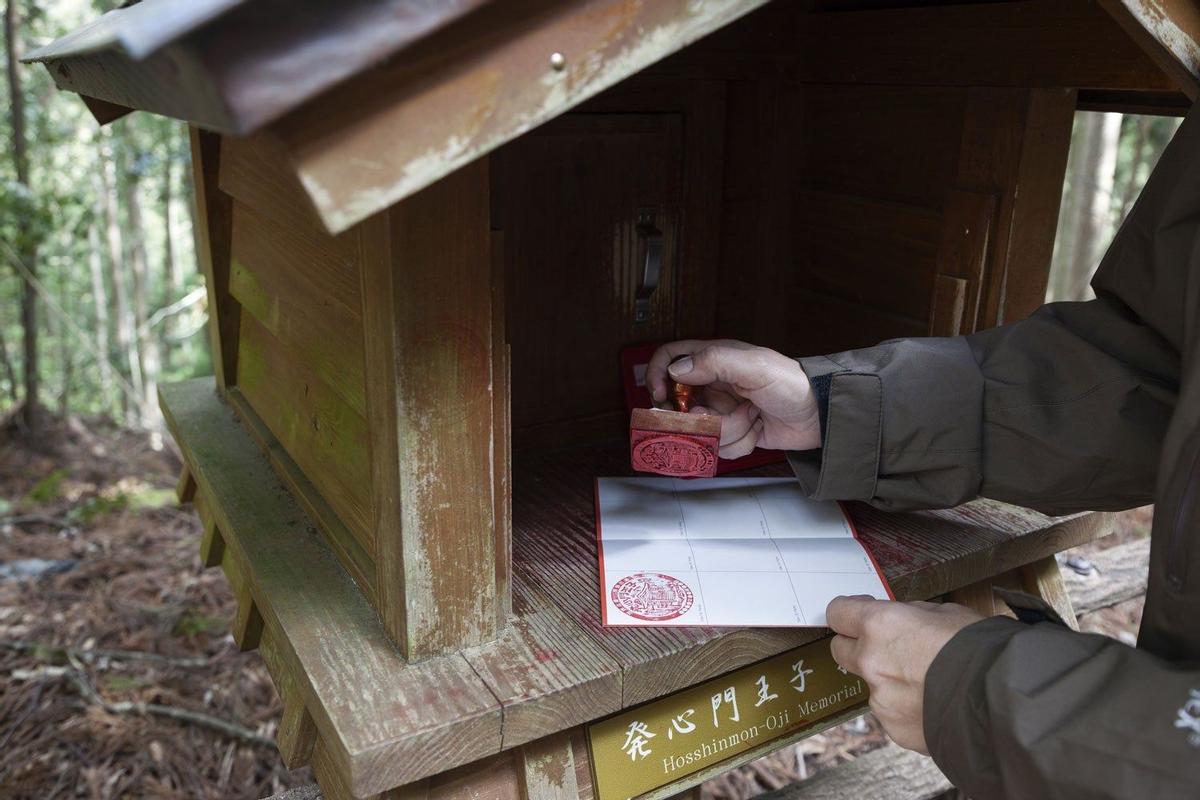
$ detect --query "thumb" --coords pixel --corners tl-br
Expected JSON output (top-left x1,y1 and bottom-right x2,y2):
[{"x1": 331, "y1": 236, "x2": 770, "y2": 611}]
[{"x1": 668, "y1": 345, "x2": 749, "y2": 388}]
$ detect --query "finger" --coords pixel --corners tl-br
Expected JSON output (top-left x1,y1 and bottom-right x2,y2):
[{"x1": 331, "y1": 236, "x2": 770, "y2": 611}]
[
  {"x1": 668, "y1": 344, "x2": 757, "y2": 390},
  {"x1": 829, "y1": 634, "x2": 862, "y2": 676},
  {"x1": 824, "y1": 595, "x2": 883, "y2": 638},
  {"x1": 695, "y1": 386, "x2": 740, "y2": 415},
  {"x1": 646, "y1": 341, "x2": 709, "y2": 403},
  {"x1": 720, "y1": 418, "x2": 763, "y2": 460},
  {"x1": 715, "y1": 401, "x2": 757, "y2": 446}
]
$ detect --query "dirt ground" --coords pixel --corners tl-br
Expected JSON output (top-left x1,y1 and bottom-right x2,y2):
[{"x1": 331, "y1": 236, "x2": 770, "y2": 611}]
[{"x1": 0, "y1": 418, "x2": 1151, "y2": 800}]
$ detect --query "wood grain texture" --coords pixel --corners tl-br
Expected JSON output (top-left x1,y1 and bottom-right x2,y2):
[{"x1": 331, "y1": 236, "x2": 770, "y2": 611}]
[
  {"x1": 273, "y1": 0, "x2": 769, "y2": 233},
  {"x1": 1100, "y1": 0, "x2": 1200, "y2": 99},
  {"x1": 225, "y1": 388, "x2": 376, "y2": 603},
  {"x1": 1064, "y1": 537, "x2": 1150, "y2": 614},
  {"x1": 218, "y1": 130, "x2": 356, "y2": 252},
  {"x1": 160, "y1": 379, "x2": 502, "y2": 795},
  {"x1": 40, "y1": 44, "x2": 238, "y2": 131},
  {"x1": 228, "y1": 199, "x2": 366, "y2": 415},
  {"x1": 463, "y1": 579, "x2": 621, "y2": 750},
  {"x1": 491, "y1": 232, "x2": 513, "y2": 626},
  {"x1": 760, "y1": 741, "x2": 950, "y2": 800},
  {"x1": 359, "y1": 160, "x2": 499, "y2": 659},
  {"x1": 926, "y1": 275, "x2": 968, "y2": 338},
  {"x1": 518, "y1": 734, "x2": 580, "y2": 800},
  {"x1": 236, "y1": 310, "x2": 374, "y2": 554},
  {"x1": 795, "y1": 190, "x2": 942, "y2": 324},
  {"x1": 512, "y1": 444, "x2": 1113, "y2": 709},
  {"x1": 176, "y1": 463, "x2": 196, "y2": 503},
  {"x1": 791, "y1": 0, "x2": 1173, "y2": 91},
  {"x1": 189, "y1": 128, "x2": 238, "y2": 389},
  {"x1": 1020, "y1": 555, "x2": 1080, "y2": 630},
  {"x1": 930, "y1": 189, "x2": 997, "y2": 335},
  {"x1": 494, "y1": 113, "x2": 683, "y2": 439},
  {"x1": 995, "y1": 88, "x2": 1078, "y2": 325}
]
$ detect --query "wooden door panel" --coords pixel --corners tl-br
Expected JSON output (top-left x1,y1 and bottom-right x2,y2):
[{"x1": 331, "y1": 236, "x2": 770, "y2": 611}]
[{"x1": 493, "y1": 113, "x2": 684, "y2": 441}]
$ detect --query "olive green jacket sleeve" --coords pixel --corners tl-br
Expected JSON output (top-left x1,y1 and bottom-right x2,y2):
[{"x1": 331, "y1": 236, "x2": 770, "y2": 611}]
[
  {"x1": 788, "y1": 117, "x2": 1186, "y2": 516},
  {"x1": 924, "y1": 617, "x2": 1200, "y2": 799},
  {"x1": 788, "y1": 106, "x2": 1200, "y2": 799}
]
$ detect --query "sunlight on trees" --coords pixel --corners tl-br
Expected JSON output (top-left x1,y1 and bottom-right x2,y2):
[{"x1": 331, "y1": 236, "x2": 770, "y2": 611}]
[
  {"x1": 1, "y1": 0, "x2": 209, "y2": 432},
  {"x1": 1048, "y1": 111, "x2": 1182, "y2": 304}
]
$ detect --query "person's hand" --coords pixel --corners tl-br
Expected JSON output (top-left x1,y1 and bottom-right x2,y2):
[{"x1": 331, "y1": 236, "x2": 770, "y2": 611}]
[
  {"x1": 825, "y1": 596, "x2": 984, "y2": 754},
  {"x1": 645, "y1": 340, "x2": 821, "y2": 458}
]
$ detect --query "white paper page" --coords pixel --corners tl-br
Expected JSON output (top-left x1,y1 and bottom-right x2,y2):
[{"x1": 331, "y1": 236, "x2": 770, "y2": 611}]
[{"x1": 595, "y1": 477, "x2": 892, "y2": 627}]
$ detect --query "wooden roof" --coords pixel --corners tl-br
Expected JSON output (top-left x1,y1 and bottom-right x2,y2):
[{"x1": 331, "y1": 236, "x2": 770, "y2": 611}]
[{"x1": 25, "y1": 0, "x2": 1200, "y2": 233}]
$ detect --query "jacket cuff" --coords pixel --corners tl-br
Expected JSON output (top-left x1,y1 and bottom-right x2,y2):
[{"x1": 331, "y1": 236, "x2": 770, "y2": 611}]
[
  {"x1": 788, "y1": 356, "x2": 882, "y2": 501},
  {"x1": 923, "y1": 616, "x2": 1025, "y2": 798}
]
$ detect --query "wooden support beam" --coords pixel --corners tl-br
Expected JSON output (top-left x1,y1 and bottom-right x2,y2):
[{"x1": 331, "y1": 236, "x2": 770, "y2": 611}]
[
  {"x1": 175, "y1": 464, "x2": 196, "y2": 504},
  {"x1": 189, "y1": 127, "x2": 239, "y2": 389},
  {"x1": 518, "y1": 734, "x2": 580, "y2": 800},
  {"x1": 1100, "y1": 0, "x2": 1200, "y2": 100},
  {"x1": 1020, "y1": 555, "x2": 1080, "y2": 630},
  {"x1": 358, "y1": 158, "x2": 501, "y2": 659}
]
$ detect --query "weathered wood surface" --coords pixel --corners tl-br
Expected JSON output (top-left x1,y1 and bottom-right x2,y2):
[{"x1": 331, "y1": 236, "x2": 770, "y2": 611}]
[
  {"x1": 228, "y1": 198, "x2": 366, "y2": 415},
  {"x1": 761, "y1": 742, "x2": 951, "y2": 800},
  {"x1": 358, "y1": 160, "x2": 500, "y2": 660},
  {"x1": 189, "y1": 128, "x2": 238, "y2": 389},
  {"x1": 513, "y1": 445, "x2": 1111, "y2": 709},
  {"x1": 276, "y1": 0, "x2": 771, "y2": 232},
  {"x1": 1064, "y1": 537, "x2": 1151, "y2": 614},
  {"x1": 1101, "y1": 0, "x2": 1200, "y2": 99},
  {"x1": 225, "y1": 388, "x2": 377, "y2": 613},
  {"x1": 786, "y1": 0, "x2": 1174, "y2": 91},
  {"x1": 170, "y1": 374, "x2": 1111, "y2": 797},
  {"x1": 264, "y1": 535, "x2": 1150, "y2": 800},
  {"x1": 160, "y1": 379, "x2": 502, "y2": 796},
  {"x1": 235, "y1": 310, "x2": 373, "y2": 552}
]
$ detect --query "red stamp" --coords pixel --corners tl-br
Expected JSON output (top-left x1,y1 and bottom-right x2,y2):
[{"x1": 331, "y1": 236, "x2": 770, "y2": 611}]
[
  {"x1": 611, "y1": 572, "x2": 695, "y2": 621},
  {"x1": 632, "y1": 436, "x2": 717, "y2": 477},
  {"x1": 629, "y1": 407, "x2": 721, "y2": 478}
]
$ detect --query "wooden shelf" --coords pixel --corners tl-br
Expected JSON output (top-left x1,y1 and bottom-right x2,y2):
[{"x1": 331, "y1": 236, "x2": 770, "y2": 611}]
[{"x1": 161, "y1": 378, "x2": 1111, "y2": 798}]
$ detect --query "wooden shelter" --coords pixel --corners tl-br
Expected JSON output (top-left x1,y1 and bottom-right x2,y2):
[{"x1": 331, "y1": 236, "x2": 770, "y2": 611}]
[{"x1": 28, "y1": 1, "x2": 1198, "y2": 797}]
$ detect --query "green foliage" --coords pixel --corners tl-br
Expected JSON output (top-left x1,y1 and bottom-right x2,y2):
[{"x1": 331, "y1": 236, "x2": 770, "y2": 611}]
[
  {"x1": 1, "y1": 1, "x2": 208, "y2": 423},
  {"x1": 66, "y1": 484, "x2": 175, "y2": 524},
  {"x1": 173, "y1": 608, "x2": 228, "y2": 638},
  {"x1": 25, "y1": 468, "x2": 66, "y2": 503},
  {"x1": 67, "y1": 492, "x2": 127, "y2": 524}
]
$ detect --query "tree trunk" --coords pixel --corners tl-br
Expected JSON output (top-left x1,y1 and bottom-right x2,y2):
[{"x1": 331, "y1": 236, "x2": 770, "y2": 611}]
[
  {"x1": 57, "y1": 253, "x2": 73, "y2": 417},
  {"x1": 87, "y1": 221, "x2": 114, "y2": 413},
  {"x1": 1115, "y1": 116, "x2": 1152, "y2": 226},
  {"x1": 1051, "y1": 111, "x2": 1122, "y2": 302},
  {"x1": 161, "y1": 135, "x2": 178, "y2": 371},
  {"x1": 99, "y1": 134, "x2": 143, "y2": 424},
  {"x1": 5, "y1": 0, "x2": 39, "y2": 430},
  {"x1": 121, "y1": 161, "x2": 161, "y2": 426}
]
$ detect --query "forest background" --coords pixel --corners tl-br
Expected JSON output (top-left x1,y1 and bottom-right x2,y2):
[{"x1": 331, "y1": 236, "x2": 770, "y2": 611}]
[
  {"x1": 0, "y1": 0, "x2": 1182, "y2": 434},
  {"x1": 0, "y1": 1, "x2": 1184, "y2": 797}
]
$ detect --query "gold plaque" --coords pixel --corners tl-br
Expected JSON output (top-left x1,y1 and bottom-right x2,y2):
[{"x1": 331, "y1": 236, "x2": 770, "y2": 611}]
[{"x1": 588, "y1": 637, "x2": 866, "y2": 799}]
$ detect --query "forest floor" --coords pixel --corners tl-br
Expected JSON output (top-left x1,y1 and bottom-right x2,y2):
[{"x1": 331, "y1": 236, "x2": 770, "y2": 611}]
[{"x1": 0, "y1": 417, "x2": 1152, "y2": 800}]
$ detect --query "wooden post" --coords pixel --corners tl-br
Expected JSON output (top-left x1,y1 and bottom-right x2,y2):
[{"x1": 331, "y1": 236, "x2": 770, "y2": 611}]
[
  {"x1": 188, "y1": 127, "x2": 238, "y2": 389},
  {"x1": 359, "y1": 159, "x2": 501, "y2": 659}
]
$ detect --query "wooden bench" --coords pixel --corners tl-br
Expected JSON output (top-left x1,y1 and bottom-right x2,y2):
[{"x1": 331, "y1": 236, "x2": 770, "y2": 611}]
[{"x1": 263, "y1": 538, "x2": 1149, "y2": 800}]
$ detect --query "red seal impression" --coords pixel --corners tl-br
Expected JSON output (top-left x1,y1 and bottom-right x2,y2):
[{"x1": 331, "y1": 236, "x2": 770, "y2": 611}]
[
  {"x1": 632, "y1": 436, "x2": 717, "y2": 477},
  {"x1": 611, "y1": 572, "x2": 695, "y2": 621}
]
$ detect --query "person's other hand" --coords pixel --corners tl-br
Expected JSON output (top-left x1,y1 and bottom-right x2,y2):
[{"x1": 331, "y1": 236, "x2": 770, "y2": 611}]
[
  {"x1": 825, "y1": 596, "x2": 984, "y2": 754},
  {"x1": 645, "y1": 340, "x2": 821, "y2": 458}
]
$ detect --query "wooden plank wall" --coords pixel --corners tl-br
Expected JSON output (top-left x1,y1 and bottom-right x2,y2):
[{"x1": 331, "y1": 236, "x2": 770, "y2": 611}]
[{"x1": 214, "y1": 132, "x2": 379, "y2": 603}]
